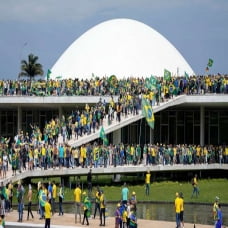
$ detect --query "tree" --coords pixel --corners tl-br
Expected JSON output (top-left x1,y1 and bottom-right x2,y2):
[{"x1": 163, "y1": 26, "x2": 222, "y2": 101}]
[{"x1": 18, "y1": 53, "x2": 44, "y2": 80}]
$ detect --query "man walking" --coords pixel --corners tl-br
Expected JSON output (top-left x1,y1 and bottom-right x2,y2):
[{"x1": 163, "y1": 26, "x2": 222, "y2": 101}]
[
  {"x1": 17, "y1": 182, "x2": 25, "y2": 222},
  {"x1": 99, "y1": 189, "x2": 106, "y2": 226},
  {"x1": 145, "y1": 170, "x2": 151, "y2": 196},
  {"x1": 174, "y1": 192, "x2": 181, "y2": 228},
  {"x1": 94, "y1": 186, "x2": 101, "y2": 219},
  {"x1": 121, "y1": 182, "x2": 129, "y2": 205},
  {"x1": 191, "y1": 174, "x2": 199, "y2": 198},
  {"x1": 74, "y1": 184, "x2": 81, "y2": 223}
]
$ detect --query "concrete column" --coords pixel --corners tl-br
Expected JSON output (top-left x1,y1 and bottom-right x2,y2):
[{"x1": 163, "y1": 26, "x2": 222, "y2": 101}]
[
  {"x1": 17, "y1": 106, "x2": 22, "y2": 133},
  {"x1": 113, "y1": 128, "x2": 121, "y2": 145},
  {"x1": 200, "y1": 106, "x2": 205, "y2": 146}
]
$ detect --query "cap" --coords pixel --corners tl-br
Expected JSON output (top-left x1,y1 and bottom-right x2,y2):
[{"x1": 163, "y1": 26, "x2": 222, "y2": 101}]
[
  {"x1": 132, "y1": 191, "x2": 136, "y2": 195},
  {"x1": 82, "y1": 191, "x2": 87, "y2": 195},
  {"x1": 215, "y1": 196, "x2": 220, "y2": 201}
]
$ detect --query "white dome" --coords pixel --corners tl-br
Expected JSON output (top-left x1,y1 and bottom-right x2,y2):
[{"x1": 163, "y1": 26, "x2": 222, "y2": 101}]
[{"x1": 51, "y1": 18, "x2": 194, "y2": 79}]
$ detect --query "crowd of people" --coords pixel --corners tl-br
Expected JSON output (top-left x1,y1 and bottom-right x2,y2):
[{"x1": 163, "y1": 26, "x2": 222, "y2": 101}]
[
  {"x1": 1, "y1": 74, "x2": 228, "y2": 97},
  {"x1": 0, "y1": 173, "x2": 224, "y2": 228},
  {"x1": 0, "y1": 74, "x2": 227, "y2": 177},
  {"x1": 0, "y1": 177, "x2": 139, "y2": 227},
  {"x1": 0, "y1": 139, "x2": 227, "y2": 179},
  {"x1": 0, "y1": 74, "x2": 226, "y2": 227},
  {"x1": 0, "y1": 132, "x2": 228, "y2": 180}
]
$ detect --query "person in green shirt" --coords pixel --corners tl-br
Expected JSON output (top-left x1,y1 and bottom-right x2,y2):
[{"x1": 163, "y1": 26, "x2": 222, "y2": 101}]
[{"x1": 82, "y1": 191, "x2": 91, "y2": 226}]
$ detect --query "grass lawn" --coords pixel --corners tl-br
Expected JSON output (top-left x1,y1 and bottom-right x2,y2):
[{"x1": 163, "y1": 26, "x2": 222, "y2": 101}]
[
  {"x1": 15, "y1": 177, "x2": 228, "y2": 205},
  {"x1": 105, "y1": 178, "x2": 228, "y2": 204}
]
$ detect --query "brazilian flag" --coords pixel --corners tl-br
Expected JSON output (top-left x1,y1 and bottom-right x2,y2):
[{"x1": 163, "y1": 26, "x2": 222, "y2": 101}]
[
  {"x1": 164, "y1": 69, "x2": 171, "y2": 81},
  {"x1": 150, "y1": 75, "x2": 157, "y2": 86},
  {"x1": 108, "y1": 75, "x2": 118, "y2": 87},
  {"x1": 145, "y1": 76, "x2": 156, "y2": 90},
  {"x1": 99, "y1": 126, "x2": 109, "y2": 145},
  {"x1": 207, "y1": 58, "x2": 214, "y2": 67},
  {"x1": 142, "y1": 98, "x2": 154, "y2": 129}
]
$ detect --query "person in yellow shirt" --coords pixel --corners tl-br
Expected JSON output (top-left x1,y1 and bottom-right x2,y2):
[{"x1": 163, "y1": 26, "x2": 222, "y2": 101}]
[
  {"x1": 52, "y1": 181, "x2": 57, "y2": 214},
  {"x1": 99, "y1": 189, "x2": 106, "y2": 226},
  {"x1": 8, "y1": 181, "x2": 13, "y2": 211},
  {"x1": 179, "y1": 192, "x2": 184, "y2": 228},
  {"x1": 93, "y1": 186, "x2": 101, "y2": 219},
  {"x1": 74, "y1": 184, "x2": 82, "y2": 223},
  {"x1": 44, "y1": 199, "x2": 51, "y2": 228},
  {"x1": 191, "y1": 174, "x2": 199, "y2": 198},
  {"x1": 174, "y1": 192, "x2": 181, "y2": 228},
  {"x1": 145, "y1": 170, "x2": 151, "y2": 196},
  {"x1": 122, "y1": 206, "x2": 128, "y2": 228},
  {"x1": 213, "y1": 196, "x2": 219, "y2": 221}
]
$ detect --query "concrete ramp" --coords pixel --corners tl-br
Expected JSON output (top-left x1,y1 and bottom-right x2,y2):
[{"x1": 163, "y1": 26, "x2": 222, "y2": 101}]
[{"x1": 62, "y1": 95, "x2": 186, "y2": 147}]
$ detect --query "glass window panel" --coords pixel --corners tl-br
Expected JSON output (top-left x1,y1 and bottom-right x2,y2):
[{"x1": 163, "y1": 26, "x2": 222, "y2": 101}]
[
  {"x1": 210, "y1": 126, "x2": 218, "y2": 145},
  {"x1": 210, "y1": 112, "x2": 218, "y2": 125},
  {"x1": 194, "y1": 111, "x2": 200, "y2": 125},
  {"x1": 219, "y1": 118, "x2": 228, "y2": 144},
  {"x1": 177, "y1": 111, "x2": 184, "y2": 125},
  {"x1": 130, "y1": 124, "x2": 137, "y2": 144},
  {"x1": 194, "y1": 126, "x2": 200, "y2": 145},
  {"x1": 177, "y1": 126, "x2": 184, "y2": 144},
  {"x1": 154, "y1": 115, "x2": 160, "y2": 144},
  {"x1": 161, "y1": 125, "x2": 168, "y2": 144},
  {"x1": 169, "y1": 117, "x2": 176, "y2": 145},
  {"x1": 161, "y1": 112, "x2": 168, "y2": 124},
  {"x1": 185, "y1": 123, "x2": 193, "y2": 144}
]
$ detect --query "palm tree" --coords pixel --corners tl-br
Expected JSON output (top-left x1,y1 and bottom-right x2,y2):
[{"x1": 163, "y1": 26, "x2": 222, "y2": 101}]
[{"x1": 19, "y1": 53, "x2": 44, "y2": 80}]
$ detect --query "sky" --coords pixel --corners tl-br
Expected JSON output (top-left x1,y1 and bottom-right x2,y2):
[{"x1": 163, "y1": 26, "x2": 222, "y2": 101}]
[{"x1": 0, "y1": 0, "x2": 228, "y2": 79}]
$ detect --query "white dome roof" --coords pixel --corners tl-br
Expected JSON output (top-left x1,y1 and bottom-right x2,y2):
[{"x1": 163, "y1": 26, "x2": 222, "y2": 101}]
[{"x1": 51, "y1": 18, "x2": 194, "y2": 79}]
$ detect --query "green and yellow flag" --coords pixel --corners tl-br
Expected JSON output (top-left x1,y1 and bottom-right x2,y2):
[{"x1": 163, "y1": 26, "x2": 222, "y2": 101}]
[
  {"x1": 142, "y1": 98, "x2": 154, "y2": 129},
  {"x1": 150, "y1": 75, "x2": 157, "y2": 86},
  {"x1": 145, "y1": 76, "x2": 157, "y2": 90},
  {"x1": 108, "y1": 75, "x2": 118, "y2": 87},
  {"x1": 164, "y1": 69, "x2": 171, "y2": 81},
  {"x1": 207, "y1": 58, "x2": 214, "y2": 67},
  {"x1": 46, "y1": 69, "x2": 51, "y2": 80},
  {"x1": 184, "y1": 71, "x2": 189, "y2": 79},
  {"x1": 99, "y1": 126, "x2": 109, "y2": 145}
]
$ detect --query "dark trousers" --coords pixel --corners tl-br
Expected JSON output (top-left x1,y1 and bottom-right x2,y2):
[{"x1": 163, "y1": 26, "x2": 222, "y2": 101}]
[
  {"x1": 94, "y1": 202, "x2": 100, "y2": 218},
  {"x1": 59, "y1": 197, "x2": 63, "y2": 215},
  {"x1": 27, "y1": 201, "x2": 34, "y2": 219},
  {"x1": 100, "y1": 208, "x2": 105, "y2": 225},
  {"x1": 45, "y1": 218, "x2": 51, "y2": 228},
  {"x1": 82, "y1": 209, "x2": 89, "y2": 225}
]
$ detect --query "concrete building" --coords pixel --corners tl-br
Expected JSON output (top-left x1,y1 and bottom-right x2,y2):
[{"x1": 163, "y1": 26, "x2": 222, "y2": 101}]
[
  {"x1": 1, "y1": 94, "x2": 228, "y2": 146},
  {"x1": 1, "y1": 19, "x2": 227, "y2": 146},
  {"x1": 51, "y1": 18, "x2": 194, "y2": 79}
]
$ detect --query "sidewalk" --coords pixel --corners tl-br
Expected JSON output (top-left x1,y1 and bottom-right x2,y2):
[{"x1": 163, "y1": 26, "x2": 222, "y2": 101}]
[{"x1": 4, "y1": 211, "x2": 214, "y2": 228}]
